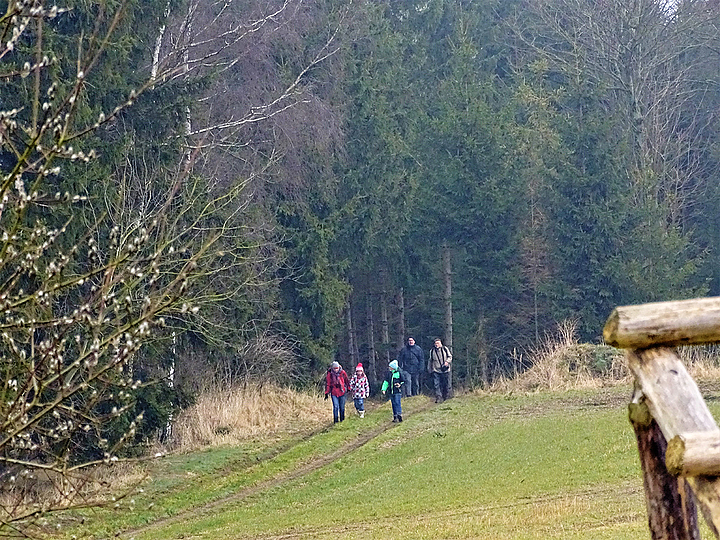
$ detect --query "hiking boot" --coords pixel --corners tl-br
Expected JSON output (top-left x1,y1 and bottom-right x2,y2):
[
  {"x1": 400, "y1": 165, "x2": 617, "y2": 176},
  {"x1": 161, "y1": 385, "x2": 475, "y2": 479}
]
[
  {"x1": 397, "y1": 415, "x2": 403, "y2": 422},
  {"x1": 392, "y1": 416, "x2": 399, "y2": 423}
]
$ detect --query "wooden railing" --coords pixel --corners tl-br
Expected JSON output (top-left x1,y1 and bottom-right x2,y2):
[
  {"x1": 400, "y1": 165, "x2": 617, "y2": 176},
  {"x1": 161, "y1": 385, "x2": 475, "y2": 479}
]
[{"x1": 604, "y1": 297, "x2": 720, "y2": 539}]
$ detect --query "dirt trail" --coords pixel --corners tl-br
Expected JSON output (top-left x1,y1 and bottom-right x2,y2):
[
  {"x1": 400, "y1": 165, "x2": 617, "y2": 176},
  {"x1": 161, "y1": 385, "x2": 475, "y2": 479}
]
[{"x1": 118, "y1": 399, "x2": 436, "y2": 539}]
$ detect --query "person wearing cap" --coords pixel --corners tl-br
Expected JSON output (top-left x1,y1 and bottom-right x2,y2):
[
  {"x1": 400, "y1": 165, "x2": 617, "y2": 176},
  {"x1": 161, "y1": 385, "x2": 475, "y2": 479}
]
[
  {"x1": 349, "y1": 363, "x2": 370, "y2": 418},
  {"x1": 381, "y1": 360, "x2": 408, "y2": 422},
  {"x1": 397, "y1": 336, "x2": 425, "y2": 397},
  {"x1": 325, "y1": 361, "x2": 351, "y2": 423}
]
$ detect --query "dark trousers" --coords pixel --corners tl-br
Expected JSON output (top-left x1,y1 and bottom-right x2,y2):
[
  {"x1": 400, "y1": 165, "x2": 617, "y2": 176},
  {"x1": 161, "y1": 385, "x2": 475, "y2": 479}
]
[
  {"x1": 401, "y1": 370, "x2": 411, "y2": 397},
  {"x1": 432, "y1": 371, "x2": 452, "y2": 400},
  {"x1": 407, "y1": 371, "x2": 421, "y2": 396}
]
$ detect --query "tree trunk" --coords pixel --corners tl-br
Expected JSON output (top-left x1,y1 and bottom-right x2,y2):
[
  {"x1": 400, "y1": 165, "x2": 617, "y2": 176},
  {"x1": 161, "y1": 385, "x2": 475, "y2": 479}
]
[
  {"x1": 474, "y1": 315, "x2": 489, "y2": 388},
  {"x1": 397, "y1": 287, "x2": 405, "y2": 350},
  {"x1": 465, "y1": 342, "x2": 473, "y2": 389},
  {"x1": 151, "y1": 0, "x2": 171, "y2": 81},
  {"x1": 442, "y1": 241, "x2": 453, "y2": 351},
  {"x1": 366, "y1": 296, "x2": 377, "y2": 387},
  {"x1": 380, "y1": 268, "x2": 391, "y2": 366},
  {"x1": 346, "y1": 301, "x2": 358, "y2": 368},
  {"x1": 481, "y1": 352, "x2": 489, "y2": 388},
  {"x1": 181, "y1": 0, "x2": 194, "y2": 164}
]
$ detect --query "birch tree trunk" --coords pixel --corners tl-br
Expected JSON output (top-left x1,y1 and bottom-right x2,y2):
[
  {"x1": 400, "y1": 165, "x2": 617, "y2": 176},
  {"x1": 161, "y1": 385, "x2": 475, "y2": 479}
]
[
  {"x1": 182, "y1": 1, "x2": 194, "y2": 164},
  {"x1": 151, "y1": 0, "x2": 172, "y2": 81},
  {"x1": 170, "y1": 0, "x2": 195, "y2": 399}
]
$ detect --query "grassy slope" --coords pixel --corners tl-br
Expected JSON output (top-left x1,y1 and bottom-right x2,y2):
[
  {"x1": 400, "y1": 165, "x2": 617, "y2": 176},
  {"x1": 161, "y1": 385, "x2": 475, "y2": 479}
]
[{"x1": 61, "y1": 386, "x2": 720, "y2": 539}]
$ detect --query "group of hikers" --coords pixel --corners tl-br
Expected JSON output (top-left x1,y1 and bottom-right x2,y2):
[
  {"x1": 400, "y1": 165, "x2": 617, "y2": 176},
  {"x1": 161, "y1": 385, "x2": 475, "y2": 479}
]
[{"x1": 324, "y1": 337, "x2": 453, "y2": 424}]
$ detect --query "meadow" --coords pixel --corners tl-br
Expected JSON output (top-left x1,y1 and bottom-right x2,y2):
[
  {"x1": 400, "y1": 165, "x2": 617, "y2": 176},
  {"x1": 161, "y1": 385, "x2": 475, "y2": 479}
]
[
  {"x1": 46, "y1": 383, "x2": 718, "y2": 539},
  {"x1": 48, "y1": 336, "x2": 720, "y2": 539}
]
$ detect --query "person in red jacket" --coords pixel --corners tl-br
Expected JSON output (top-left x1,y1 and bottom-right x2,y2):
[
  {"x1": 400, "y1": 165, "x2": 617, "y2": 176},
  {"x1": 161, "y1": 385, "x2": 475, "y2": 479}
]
[{"x1": 325, "y1": 361, "x2": 351, "y2": 423}]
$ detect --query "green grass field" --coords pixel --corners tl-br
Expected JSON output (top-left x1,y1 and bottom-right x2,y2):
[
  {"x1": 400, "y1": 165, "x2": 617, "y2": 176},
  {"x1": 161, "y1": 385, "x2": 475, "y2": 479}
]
[{"x1": 57, "y1": 385, "x2": 720, "y2": 539}]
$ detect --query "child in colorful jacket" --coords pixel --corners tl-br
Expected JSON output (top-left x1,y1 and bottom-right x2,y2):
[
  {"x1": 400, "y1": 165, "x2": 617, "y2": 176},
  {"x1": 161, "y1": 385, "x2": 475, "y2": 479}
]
[
  {"x1": 381, "y1": 360, "x2": 408, "y2": 423},
  {"x1": 349, "y1": 363, "x2": 370, "y2": 418}
]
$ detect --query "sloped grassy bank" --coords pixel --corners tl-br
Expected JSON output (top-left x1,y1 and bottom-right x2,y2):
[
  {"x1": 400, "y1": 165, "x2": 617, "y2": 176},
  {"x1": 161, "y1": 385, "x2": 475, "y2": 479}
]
[
  {"x1": 56, "y1": 395, "x2": 430, "y2": 539},
  {"x1": 57, "y1": 384, "x2": 720, "y2": 539},
  {"x1": 156, "y1": 389, "x2": 645, "y2": 540},
  {"x1": 49, "y1": 332, "x2": 720, "y2": 539}
]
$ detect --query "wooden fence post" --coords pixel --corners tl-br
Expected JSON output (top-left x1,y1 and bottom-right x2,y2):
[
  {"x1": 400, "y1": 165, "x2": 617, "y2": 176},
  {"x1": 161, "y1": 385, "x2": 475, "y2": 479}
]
[
  {"x1": 603, "y1": 297, "x2": 720, "y2": 539},
  {"x1": 630, "y1": 397, "x2": 699, "y2": 539}
]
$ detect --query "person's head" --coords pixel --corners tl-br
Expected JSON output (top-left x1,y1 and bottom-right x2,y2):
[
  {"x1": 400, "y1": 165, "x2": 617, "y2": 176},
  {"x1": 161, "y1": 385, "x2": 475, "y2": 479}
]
[
  {"x1": 331, "y1": 361, "x2": 340, "y2": 373},
  {"x1": 389, "y1": 360, "x2": 399, "y2": 371},
  {"x1": 355, "y1": 363, "x2": 364, "y2": 374},
  {"x1": 434, "y1": 338, "x2": 442, "y2": 348},
  {"x1": 407, "y1": 337, "x2": 415, "y2": 347}
]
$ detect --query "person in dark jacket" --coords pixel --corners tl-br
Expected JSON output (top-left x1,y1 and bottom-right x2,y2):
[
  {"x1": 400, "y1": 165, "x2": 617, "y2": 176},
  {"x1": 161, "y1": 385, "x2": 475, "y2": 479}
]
[
  {"x1": 398, "y1": 336, "x2": 425, "y2": 396},
  {"x1": 325, "y1": 361, "x2": 351, "y2": 423},
  {"x1": 381, "y1": 360, "x2": 408, "y2": 422}
]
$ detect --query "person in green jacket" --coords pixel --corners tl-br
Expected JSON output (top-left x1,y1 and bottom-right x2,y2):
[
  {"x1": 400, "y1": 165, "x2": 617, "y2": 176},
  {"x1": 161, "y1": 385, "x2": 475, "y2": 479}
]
[{"x1": 381, "y1": 360, "x2": 408, "y2": 422}]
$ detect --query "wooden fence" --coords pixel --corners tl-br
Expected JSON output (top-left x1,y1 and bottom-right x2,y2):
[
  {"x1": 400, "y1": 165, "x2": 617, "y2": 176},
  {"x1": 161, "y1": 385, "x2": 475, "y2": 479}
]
[{"x1": 604, "y1": 297, "x2": 720, "y2": 539}]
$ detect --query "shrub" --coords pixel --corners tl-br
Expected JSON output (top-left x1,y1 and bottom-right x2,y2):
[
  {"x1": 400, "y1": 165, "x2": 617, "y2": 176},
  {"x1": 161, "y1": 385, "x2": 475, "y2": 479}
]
[{"x1": 492, "y1": 320, "x2": 628, "y2": 392}]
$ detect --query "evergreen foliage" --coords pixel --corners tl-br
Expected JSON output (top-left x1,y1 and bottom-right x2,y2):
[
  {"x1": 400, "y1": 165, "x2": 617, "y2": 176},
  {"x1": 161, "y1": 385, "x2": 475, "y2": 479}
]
[{"x1": 3, "y1": 0, "x2": 720, "y2": 526}]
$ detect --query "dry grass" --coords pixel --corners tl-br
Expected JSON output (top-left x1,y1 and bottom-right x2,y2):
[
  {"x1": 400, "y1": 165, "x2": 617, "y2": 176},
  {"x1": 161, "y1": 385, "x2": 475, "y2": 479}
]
[
  {"x1": 491, "y1": 321, "x2": 720, "y2": 394},
  {"x1": 167, "y1": 383, "x2": 328, "y2": 452},
  {"x1": 490, "y1": 320, "x2": 629, "y2": 393},
  {"x1": 2, "y1": 384, "x2": 327, "y2": 526},
  {"x1": 0, "y1": 461, "x2": 147, "y2": 530},
  {"x1": 681, "y1": 345, "x2": 720, "y2": 381}
]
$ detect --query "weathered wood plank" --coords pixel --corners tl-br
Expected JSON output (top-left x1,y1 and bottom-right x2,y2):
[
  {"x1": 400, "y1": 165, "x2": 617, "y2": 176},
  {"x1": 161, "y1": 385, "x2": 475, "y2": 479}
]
[
  {"x1": 630, "y1": 398, "x2": 700, "y2": 540},
  {"x1": 627, "y1": 348, "x2": 717, "y2": 440},
  {"x1": 667, "y1": 431, "x2": 720, "y2": 476},
  {"x1": 628, "y1": 348, "x2": 720, "y2": 537},
  {"x1": 604, "y1": 297, "x2": 720, "y2": 349}
]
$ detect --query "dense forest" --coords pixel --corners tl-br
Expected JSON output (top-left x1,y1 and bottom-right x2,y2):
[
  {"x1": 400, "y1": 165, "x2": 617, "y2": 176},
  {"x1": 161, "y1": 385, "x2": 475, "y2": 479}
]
[{"x1": 1, "y1": 0, "x2": 720, "y2": 518}]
